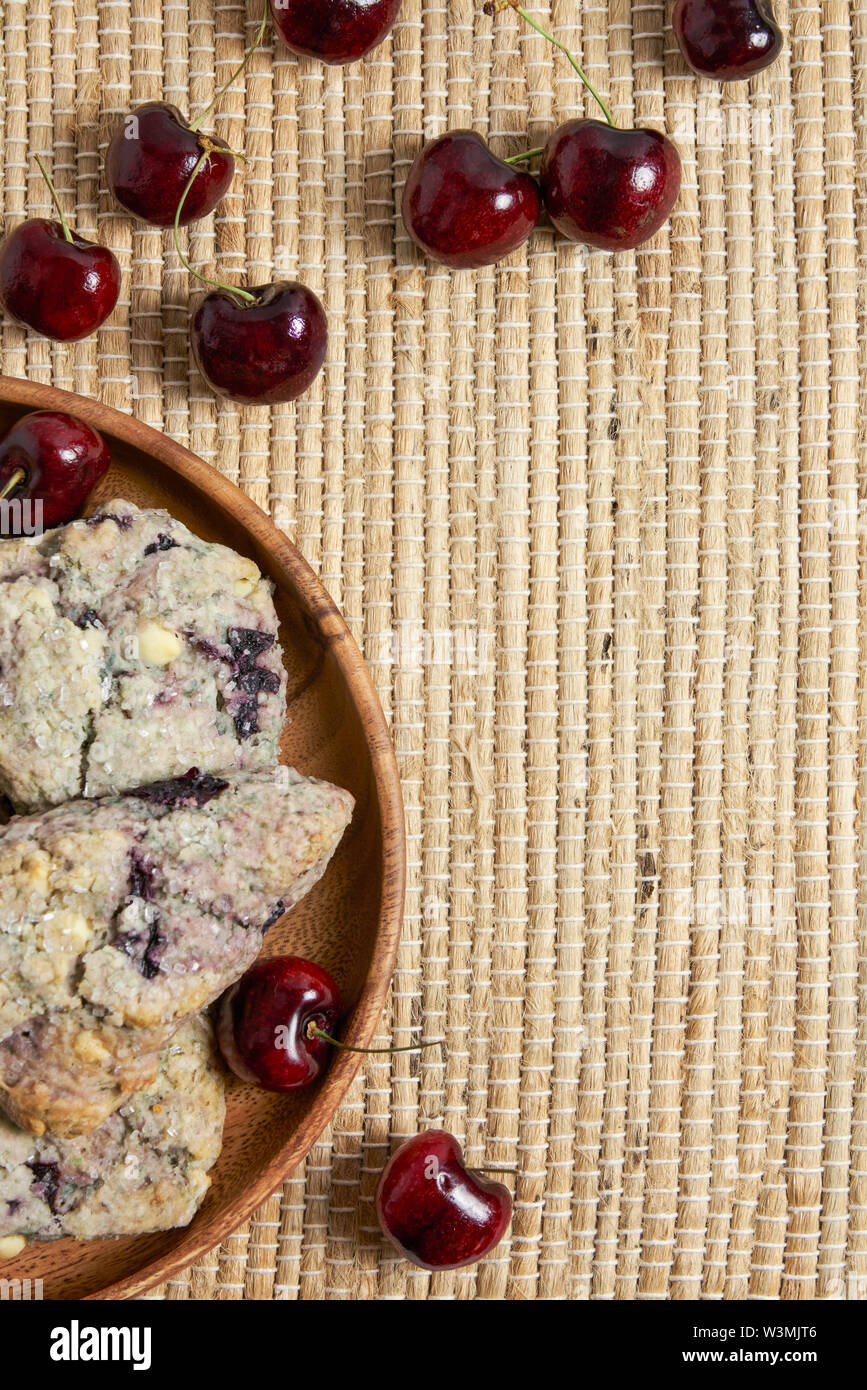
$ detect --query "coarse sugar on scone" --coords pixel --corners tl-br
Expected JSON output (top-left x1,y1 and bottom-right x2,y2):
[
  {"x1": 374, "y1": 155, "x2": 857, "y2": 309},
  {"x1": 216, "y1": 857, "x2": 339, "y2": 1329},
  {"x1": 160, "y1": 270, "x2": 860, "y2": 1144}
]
[
  {"x1": 0, "y1": 499, "x2": 287, "y2": 814},
  {"x1": 0, "y1": 765, "x2": 354, "y2": 1137},
  {"x1": 0, "y1": 1016, "x2": 225, "y2": 1241}
]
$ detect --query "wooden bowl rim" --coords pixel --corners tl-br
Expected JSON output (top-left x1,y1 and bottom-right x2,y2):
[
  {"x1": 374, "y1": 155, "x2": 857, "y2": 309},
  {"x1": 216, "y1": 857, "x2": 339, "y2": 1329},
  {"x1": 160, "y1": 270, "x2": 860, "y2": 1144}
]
[{"x1": 0, "y1": 375, "x2": 406, "y2": 1300}]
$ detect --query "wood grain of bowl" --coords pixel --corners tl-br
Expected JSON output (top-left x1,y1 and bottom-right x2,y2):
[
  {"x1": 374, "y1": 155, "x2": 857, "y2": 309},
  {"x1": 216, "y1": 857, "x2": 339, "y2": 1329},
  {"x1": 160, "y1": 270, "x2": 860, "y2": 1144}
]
[{"x1": 0, "y1": 375, "x2": 405, "y2": 1299}]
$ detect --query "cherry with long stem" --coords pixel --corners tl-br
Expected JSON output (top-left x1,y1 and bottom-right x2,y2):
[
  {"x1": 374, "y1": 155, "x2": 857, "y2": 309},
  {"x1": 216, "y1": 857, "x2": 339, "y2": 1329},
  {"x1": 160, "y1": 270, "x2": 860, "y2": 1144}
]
[
  {"x1": 485, "y1": 0, "x2": 614, "y2": 128},
  {"x1": 105, "y1": 12, "x2": 266, "y2": 229}
]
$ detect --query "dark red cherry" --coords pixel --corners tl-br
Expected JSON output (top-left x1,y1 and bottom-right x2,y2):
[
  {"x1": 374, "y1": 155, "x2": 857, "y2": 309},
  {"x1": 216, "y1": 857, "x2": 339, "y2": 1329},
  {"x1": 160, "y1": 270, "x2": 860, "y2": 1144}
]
[
  {"x1": 269, "y1": 0, "x2": 403, "y2": 65},
  {"x1": 540, "y1": 119, "x2": 682, "y2": 252},
  {"x1": 216, "y1": 955, "x2": 341, "y2": 1091},
  {"x1": 375, "y1": 1130, "x2": 513, "y2": 1271},
  {"x1": 402, "y1": 130, "x2": 541, "y2": 270},
  {"x1": 0, "y1": 411, "x2": 110, "y2": 532},
  {"x1": 0, "y1": 219, "x2": 120, "y2": 342},
  {"x1": 105, "y1": 103, "x2": 235, "y2": 228},
  {"x1": 673, "y1": 0, "x2": 783, "y2": 81},
  {"x1": 191, "y1": 281, "x2": 328, "y2": 405}
]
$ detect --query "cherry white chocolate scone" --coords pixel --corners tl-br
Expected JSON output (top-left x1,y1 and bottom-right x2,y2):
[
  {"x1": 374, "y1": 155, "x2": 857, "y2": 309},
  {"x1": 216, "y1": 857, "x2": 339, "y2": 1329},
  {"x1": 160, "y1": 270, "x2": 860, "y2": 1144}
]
[{"x1": 0, "y1": 499, "x2": 287, "y2": 814}]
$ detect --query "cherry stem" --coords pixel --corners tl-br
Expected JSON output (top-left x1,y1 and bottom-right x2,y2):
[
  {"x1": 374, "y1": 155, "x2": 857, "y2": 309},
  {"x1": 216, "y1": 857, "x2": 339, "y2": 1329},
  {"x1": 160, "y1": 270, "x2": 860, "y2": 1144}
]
[
  {"x1": 189, "y1": 9, "x2": 269, "y2": 133},
  {"x1": 34, "y1": 156, "x2": 74, "y2": 243},
  {"x1": 306, "y1": 1024, "x2": 445, "y2": 1056},
  {"x1": 205, "y1": 137, "x2": 249, "y2": 168},
  {"x1": 0, "y1": 469, "x2": 26, "y2": 501},
  {"x1": 491, "y1": 2, "x2": 615, "y2": 128},
  {"x1": 504, "y1": 147, "x2": 546, "y2": 165},
  {"x1": 173, "y1": 150, "x2": 256, "y2": 304}
]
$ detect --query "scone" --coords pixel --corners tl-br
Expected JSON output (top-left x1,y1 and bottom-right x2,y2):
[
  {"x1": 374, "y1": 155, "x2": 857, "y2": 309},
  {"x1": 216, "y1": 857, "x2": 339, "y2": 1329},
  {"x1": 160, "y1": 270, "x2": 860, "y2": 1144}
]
[
  {"x1": 0, "y1": 765, "x2": 354, "y2": 1137},
  {"x1": 0, "y1": 499, "x2": 287, "y2": 813},
  {"x1": 0, "y1": 1016, "x2": 225, "y2": 1241}
]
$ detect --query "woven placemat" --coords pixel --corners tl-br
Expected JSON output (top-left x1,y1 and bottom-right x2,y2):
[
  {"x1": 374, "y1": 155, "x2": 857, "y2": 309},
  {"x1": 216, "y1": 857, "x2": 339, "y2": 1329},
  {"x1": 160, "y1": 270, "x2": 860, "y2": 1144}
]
[{"x1": 1, "y1": 0, "x2": 863, "y2": 1300}]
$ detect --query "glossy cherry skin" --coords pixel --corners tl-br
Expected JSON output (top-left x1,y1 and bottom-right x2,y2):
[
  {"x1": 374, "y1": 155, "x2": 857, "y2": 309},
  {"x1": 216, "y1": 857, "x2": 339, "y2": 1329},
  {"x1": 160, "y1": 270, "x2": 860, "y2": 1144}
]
[
  {"x1": 0, "y1": 411, "x2": 110, "y2": 532},
  {"x1": 191, "y1": 281, "x2": 328, "y2": 405},
  {"x1": 540, "y1": 120, "x2": 682, "y2": 253},
  {"x1": 375, "y1": 1130, "x2": 513, "y2": 1271},
  {"x1": 402, "y1": 131, "x2": 541, "y2": 271},
  {"x1": 270, "y1": 0, "x2": 402, "y2": 65},
  {"x1": 673, "y1": 0, "x2": 783, "y2": 81},
  {"x1": 216, "y1": 956, "x2": 342, "y2": 1092},
  {"x1": 0, "y1": 219, "x2": 120, "y2": 341},
  {"x1": 106, "y1": 103, "x2": 235, "y2": 227}
]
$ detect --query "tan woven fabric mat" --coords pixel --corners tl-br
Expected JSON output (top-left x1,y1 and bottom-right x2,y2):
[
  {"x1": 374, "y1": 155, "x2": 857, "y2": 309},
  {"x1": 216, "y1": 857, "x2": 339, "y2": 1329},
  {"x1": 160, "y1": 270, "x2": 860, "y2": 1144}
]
[{"x1": 1, "y1": 0, "x2": 864, "y2": 1300}]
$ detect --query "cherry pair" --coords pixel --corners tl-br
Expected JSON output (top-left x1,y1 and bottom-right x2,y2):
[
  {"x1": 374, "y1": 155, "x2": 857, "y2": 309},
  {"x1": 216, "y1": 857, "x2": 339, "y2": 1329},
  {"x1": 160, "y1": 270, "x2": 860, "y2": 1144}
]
[
  {"x1": 217, "y1": 953, "x2": 512, "y2": 1273},
  {"x1": 403, "y1": 0, "x2": 783, "y2": 271},
  {"x1": 404, "y1": 4, "x2": 682, "y2": 269},
  {"x1": 403, "y1": 123, "x2": 681, "y2": 269}
]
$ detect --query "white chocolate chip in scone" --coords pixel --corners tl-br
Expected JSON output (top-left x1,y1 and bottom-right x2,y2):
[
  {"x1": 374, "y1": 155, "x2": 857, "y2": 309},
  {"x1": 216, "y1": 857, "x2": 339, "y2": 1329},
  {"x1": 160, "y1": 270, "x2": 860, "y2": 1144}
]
[
  {"x1": 0, "y1": 1235, "x2": 26, "y2": 1260},
  {"x1": 73, "y1": 1030, "x2": 112, "y2": 1064},
  {"x1": 28, "y1": 583, "x2": 54, "y2": 612},
  {"x1": 79, "y1": 625, "x2": 105, "y2": 657},
  {"x1": 56, "y1": 910, "x2": 94, "y2": 952},
  {"x1": 233, "y1": 558, "x2": 262, "y2": 598},
  {"x1": 65, "y1": 863, "x2": 98, "y2": 894},
  {"x1": 137, "y1": 620, "x2": 184, "y2": 666},
  {"x1": 22, "y1": 953, "x2": 58, "y2": 988},
  {"x1": 23, "y1": 850, "x2": 52, "y2": 896}
]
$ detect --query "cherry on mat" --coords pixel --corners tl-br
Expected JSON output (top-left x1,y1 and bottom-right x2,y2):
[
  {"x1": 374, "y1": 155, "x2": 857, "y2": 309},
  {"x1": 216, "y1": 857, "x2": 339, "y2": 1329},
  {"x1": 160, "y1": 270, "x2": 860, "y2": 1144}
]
[
  {"x1": 105, "y1": 105, "x2": 235, "y2": 229},
  {"x1": 191, "y1": 282, "x2": 329, "y2": 406},
  {"x1": 0, "y1": 411, "x2": 111, "y2": 532},
  {"x1": 673, "y1": 0, "x2": 783, "y2": 81},
  {"x1": 402, "y1": 130, "x2": 541, "y2": 270},
  {"x1": 0, "y1": 158, "x2": 121, "y2": 342},
  {"x1": 540, "y1": 120, "x2": 683, "y2": 253},
  {"x1": 269, "y1": 0, "x2": 403, "y2": 66},
  {"x1": 375, "y1": 1130, "x2": 513, "y2": 1271},
  {"x1": 105, "y1": 12, "x2": 267, "y2": 227}
]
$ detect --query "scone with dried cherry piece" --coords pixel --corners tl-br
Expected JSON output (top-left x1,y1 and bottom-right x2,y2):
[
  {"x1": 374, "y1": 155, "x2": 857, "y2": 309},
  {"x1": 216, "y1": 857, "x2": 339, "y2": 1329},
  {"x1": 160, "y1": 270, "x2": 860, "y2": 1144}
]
[{"x1": 0, "y1": 499, "x2": 287, "y2": 813}]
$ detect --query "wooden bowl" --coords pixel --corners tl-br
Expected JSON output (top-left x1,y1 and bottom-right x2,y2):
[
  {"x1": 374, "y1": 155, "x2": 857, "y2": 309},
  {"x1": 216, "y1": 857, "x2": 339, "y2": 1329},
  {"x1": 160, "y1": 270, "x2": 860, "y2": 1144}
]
[{"x1": 0, "y1": 376, "x2": 405, "y2": 1299}]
